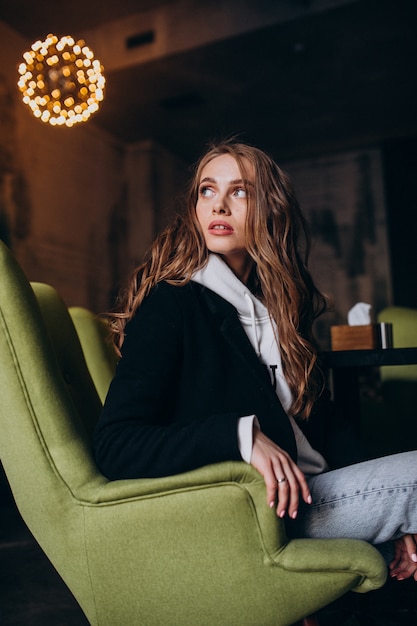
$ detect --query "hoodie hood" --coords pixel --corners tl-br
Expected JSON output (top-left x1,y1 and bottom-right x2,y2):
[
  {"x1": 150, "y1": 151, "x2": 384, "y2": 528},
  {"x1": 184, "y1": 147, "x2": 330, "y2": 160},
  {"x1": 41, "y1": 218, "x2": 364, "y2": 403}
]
[{"x1": 192, "y1": 253, "x2": 293, "y2": 411}]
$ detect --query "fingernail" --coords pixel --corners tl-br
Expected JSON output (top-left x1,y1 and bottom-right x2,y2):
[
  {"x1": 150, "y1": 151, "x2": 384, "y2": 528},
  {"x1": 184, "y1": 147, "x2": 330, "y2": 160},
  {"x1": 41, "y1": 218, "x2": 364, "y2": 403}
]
[
  {"x1": 307, "y1": 495, "x2": 312, "y2": 504},
  {"x1": 412, "y1": 553, "x2": 417, "y2": 563},
  {"x1": 279, "y1": 510, "x2": 286, "y2": 518},
  {"x1": 269, "y1": 501, "x2": 275, "y2": 508},
  {"x1": 291, "y1": 510, "x2": 298, "y2": 519}
]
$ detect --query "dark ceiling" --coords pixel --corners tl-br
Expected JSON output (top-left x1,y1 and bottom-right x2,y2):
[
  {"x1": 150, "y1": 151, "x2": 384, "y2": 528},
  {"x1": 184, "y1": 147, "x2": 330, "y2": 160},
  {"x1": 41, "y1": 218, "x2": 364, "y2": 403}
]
[{"x1": 2, "y1": 0, "x2": 416, "y2": 163}]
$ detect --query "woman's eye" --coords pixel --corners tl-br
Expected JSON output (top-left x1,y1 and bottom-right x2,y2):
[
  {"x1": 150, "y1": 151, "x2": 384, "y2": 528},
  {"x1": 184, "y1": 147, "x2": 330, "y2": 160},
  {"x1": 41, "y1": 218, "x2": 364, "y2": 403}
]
[
  {"x1": 199, "y1": 186, "x2": 215, "y2": 198},
  {"x1": 233, "y1": 187, "x2": 247, "y2": 198}
]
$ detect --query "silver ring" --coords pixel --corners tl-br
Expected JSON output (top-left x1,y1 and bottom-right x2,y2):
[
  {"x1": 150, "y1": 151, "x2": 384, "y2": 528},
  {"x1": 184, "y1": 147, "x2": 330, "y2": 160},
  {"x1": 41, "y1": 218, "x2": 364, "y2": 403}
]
[{"x1": 277, "y1": 477, "x2": 287, "y2": 484}]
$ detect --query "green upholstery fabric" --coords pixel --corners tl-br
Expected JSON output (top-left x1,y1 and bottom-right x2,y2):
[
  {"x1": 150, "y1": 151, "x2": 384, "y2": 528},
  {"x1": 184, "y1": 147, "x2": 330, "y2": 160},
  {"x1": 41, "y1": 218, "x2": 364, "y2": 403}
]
[
  {"x1": 377, "y1": 306, "x2": 417, "y2": 381},
  {"x1": 0, "y1": 241, "x2": 387, "y2": 626},
  {"x1": 68, "y1": 306, "x2": 118, "y2": 402},
  {"x1": 365, "y1": 306, "x2": 417, "y2": 455}
]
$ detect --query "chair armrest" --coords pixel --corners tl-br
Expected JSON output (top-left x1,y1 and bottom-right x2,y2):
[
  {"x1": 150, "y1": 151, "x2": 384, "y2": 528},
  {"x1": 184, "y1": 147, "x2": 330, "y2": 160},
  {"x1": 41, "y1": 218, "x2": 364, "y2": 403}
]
[
  {"x1": 91, "y1": 461, "x2": 262, "y2": 502},
  {"x1": 81, "y1": 461, "x2": 288, "y2": 555},
  {"x1": 274, "y1": 537, "x2": 387, "y2": 592},
  {"x1": 80, "y1": 459, "x2": 387, "y2": 594},
  {"x1": 83, "y1": 461, "x2": 387, "y2": 593}
]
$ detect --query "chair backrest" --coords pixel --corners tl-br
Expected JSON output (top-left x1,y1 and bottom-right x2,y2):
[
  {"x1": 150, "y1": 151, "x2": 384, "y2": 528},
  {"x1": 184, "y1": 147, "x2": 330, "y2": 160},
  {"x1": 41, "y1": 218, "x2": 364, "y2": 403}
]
[
  {"x1": 378, "y1": 306, "x2": 417, "y2": 347},
  {"x1": 68, "y1": 306, "x2": 118, "y2": 402},
  {"x1": 0, "y1": 242, "x2": 103, "y2": 518},
  {"x1": 377, "y1": 306, "x2": 417, "y2": 381}
]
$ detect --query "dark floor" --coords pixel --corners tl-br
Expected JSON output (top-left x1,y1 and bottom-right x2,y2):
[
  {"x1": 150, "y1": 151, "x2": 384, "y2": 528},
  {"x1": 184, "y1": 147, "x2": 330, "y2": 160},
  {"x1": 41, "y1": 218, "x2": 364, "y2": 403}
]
[{"x1": 1, "y1": 467, "x2": 415, "y2": 626}]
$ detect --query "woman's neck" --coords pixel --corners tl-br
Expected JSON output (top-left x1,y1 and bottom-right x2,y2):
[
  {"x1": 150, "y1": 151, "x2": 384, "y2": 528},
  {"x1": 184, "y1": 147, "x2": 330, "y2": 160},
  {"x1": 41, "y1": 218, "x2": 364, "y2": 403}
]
[{"x1": 220, "y1": 253, "x2": 254, "y2": 286}]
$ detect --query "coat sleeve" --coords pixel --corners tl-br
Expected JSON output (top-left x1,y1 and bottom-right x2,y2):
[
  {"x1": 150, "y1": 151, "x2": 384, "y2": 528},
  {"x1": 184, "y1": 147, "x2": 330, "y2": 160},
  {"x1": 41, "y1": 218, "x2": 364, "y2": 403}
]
[{"x1": 93, "y1": 283, "x2": 242, "y2": 479}]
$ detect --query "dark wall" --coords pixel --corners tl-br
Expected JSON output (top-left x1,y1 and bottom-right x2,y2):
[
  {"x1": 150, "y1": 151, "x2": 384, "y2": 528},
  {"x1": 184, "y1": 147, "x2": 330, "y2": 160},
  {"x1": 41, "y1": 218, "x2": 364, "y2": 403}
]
[{"x1": 382, "y1": 137, "x2": 417, "y2": 308}]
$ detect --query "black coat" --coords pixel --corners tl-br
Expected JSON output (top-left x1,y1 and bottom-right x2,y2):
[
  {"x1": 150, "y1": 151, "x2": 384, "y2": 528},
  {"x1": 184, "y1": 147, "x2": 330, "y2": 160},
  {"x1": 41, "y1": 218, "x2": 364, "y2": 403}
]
[{"x1": 93, "y1": 281, "x2": 364, "y2": 480}]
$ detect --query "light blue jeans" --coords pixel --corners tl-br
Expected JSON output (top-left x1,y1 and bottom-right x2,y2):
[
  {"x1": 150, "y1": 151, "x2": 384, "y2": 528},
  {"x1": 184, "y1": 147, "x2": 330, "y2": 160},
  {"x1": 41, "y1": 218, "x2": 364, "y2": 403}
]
[{"x1": 289, "y1": 451, "x2": 417, "y2": 561}]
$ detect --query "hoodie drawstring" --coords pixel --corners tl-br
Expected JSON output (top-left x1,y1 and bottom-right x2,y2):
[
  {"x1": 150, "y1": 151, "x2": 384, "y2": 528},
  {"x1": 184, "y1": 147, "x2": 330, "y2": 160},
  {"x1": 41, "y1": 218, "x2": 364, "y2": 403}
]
[{"x1": 244, "y1": 292, "x2": 261, "y2": 357}]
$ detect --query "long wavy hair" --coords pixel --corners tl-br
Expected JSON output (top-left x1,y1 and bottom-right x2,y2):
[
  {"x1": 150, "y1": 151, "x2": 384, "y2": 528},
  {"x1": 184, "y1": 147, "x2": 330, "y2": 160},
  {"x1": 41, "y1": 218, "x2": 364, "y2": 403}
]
[{"x1": 110, "y1": 141, "x2": 329, "y2": 419}]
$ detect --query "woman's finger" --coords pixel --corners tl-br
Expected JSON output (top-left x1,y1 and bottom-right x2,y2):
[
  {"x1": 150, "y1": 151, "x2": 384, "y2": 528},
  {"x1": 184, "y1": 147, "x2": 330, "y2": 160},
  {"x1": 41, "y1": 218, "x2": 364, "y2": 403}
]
[
  {"x1": 390, "y1": 536, "x2": 417, "y2": 580},
  {"x1": 274, "y1": 471, "x2": 290, "y2": 518},
  {"x1": 290, "y1": 462, "x2": 312, "y2": 506},
  {"x1": 273, "y1": 458, "x2": 305, "y2": 519},
  {"x1": 278, "y1": 454, "x2": 312, "y2": 513},
  {"x1": 403, "y1": 534, "x2": 417, "y2": 563},
  {"x1": 261, "y1": 466, "x2": 278, "y2": 511}
]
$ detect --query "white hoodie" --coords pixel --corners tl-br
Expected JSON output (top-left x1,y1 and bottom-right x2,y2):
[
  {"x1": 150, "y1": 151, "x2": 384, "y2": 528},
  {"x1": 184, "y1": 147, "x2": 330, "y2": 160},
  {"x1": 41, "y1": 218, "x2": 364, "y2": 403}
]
[{"x1": 192, "y1": 253, "x2": 328, "y2": 476}]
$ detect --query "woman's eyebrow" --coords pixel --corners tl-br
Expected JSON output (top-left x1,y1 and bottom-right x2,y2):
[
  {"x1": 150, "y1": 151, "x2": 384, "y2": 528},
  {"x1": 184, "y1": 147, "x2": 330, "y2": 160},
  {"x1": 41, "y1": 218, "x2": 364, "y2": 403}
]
[
  {"x1": 230, "y1": 178, "x2": 254, "y2": 187},
  {"x1": 199, "y1": 177, "x2": 254, "y2": 186}
]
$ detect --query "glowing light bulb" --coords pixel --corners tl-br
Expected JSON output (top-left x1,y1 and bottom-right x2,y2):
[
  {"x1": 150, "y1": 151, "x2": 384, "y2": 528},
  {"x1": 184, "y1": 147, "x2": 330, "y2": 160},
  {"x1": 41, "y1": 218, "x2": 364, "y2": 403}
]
[{"x1": 17, "y1": 33, "x2": 105, "y2": 127}]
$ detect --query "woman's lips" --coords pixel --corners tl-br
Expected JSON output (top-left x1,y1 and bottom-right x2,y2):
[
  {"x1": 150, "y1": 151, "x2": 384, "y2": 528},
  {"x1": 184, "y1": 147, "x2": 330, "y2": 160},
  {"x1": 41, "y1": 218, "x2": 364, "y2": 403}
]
[{"x1": 208, "y1": 221, "x2": 234, "y2": 235}]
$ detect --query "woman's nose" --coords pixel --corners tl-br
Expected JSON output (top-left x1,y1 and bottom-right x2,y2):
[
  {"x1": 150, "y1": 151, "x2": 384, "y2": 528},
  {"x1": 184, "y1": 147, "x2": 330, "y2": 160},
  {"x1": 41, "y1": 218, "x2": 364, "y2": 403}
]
[{"x1": 213, "y1": 194, "x2": 230, "y2": 214}]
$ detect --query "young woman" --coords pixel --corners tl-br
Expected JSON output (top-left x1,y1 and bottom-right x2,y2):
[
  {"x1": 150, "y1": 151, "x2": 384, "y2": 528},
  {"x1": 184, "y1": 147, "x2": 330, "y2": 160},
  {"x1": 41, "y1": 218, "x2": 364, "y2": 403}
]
[{"x1": 93, "y1": 141, "x2": 417, "y2": 582}]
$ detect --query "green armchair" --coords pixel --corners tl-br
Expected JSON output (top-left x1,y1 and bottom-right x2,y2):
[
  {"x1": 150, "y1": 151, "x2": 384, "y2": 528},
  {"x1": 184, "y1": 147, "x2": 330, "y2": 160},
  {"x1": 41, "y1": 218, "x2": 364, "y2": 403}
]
[
  {"x1": 68, "y1": 305, "x2": 118, "y2": 402},
  {"x1": 369, "y1": 306, "x2": 417, "y2": 454},
  {"x1": 377, "y1": 306, "x2": 417, "y2": 382},
  {"x1": 0, "y1": 241, "x2": 386, "y2": 626}
]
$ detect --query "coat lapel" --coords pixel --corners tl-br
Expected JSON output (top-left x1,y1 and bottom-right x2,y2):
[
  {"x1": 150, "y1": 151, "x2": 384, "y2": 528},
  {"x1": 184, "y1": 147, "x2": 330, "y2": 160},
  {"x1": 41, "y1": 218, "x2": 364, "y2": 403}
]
[
  {"x1": 197, "y1": 284, "x2": 275, "y2": 393},
  {"x1": 194, "y1": 282, "x2": 298, "y2": 462}
]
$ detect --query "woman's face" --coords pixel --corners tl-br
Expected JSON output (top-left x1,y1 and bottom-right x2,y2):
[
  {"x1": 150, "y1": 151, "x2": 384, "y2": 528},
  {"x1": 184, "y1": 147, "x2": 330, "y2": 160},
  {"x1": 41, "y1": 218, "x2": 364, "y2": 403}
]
[{"x1": 195, "y1": 154, "x2": 254, "y2": 282}]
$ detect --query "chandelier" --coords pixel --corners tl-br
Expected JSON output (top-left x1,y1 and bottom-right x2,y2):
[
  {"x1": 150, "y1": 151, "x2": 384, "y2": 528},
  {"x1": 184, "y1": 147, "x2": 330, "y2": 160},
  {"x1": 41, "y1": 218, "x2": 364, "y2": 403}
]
[{"x1": 17, "y1": 34, "x2": 105, "y2": 127}]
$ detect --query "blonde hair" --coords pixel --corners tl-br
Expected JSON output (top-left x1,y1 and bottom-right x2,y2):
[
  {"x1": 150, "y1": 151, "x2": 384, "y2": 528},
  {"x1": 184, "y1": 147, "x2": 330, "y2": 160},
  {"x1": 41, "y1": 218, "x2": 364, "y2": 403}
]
[{"x1": 110, "y1": 141, "x2": 328, "y2": 419}]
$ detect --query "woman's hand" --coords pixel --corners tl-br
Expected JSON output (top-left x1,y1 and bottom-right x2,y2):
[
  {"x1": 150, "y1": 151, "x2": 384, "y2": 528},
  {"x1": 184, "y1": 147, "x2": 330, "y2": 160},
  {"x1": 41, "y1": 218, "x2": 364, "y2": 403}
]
[
  {"x1": 390, "y1": 534, "x2": 417, "y2": 581},
  {"x1": 250, "y1": 429, "x2": 312, "y2": 519}
]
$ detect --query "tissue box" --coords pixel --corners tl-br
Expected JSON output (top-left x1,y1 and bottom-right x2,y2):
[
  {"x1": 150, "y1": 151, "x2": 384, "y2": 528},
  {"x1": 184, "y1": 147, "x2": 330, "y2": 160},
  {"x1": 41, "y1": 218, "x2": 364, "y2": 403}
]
[{"x1": 330, "y1": 324, "x2": 380, "y2": 351}]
